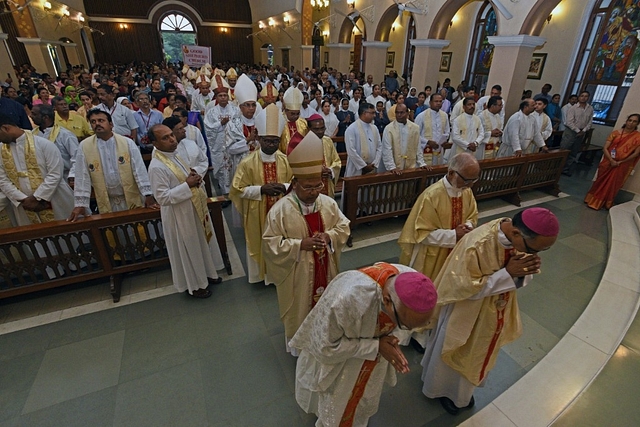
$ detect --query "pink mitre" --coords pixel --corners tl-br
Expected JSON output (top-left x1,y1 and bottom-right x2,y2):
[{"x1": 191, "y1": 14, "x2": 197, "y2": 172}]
[
  {"x1": 521, "y1": 207, "x2": 559, "y2": 236},
  {"x1": 307, "y1": 113, "x2": 323, "y2": 123},
  {"x1": 395, "y1": 272, "x2": 437, "y2": 313}
]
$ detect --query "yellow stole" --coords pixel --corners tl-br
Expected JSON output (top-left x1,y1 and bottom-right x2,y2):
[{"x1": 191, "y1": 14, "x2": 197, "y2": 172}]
[
  {"x1": 480, "y1": 111, "x2": 503, "y2": 160},
  {"x1": 33, "y1": 124, "x2": 61, "y2": 143},
  {"x1": 81, "y1": 134, "x2": 142, "y2": 213},
  {"x1": 421, "y1": 110, "x2": 448, "y2": 164},
  {"x1": 0, "y1": 132, "x2": 55, "y2": 223},
  {"x1": 387, "y1": 121, "x2": 419, "y2": 170},
  {"x1": 356, "y1": 120, "x2": 371, "y2": 163},
  {"x1": 279, "y1": 117, "x2": 308, "y2": 153},
  {"x1": 454, "y1": 114, "x2": 482, "y2": 156},
  {"x1": 153, "y1": 150, "x2": 213, "y2": 243}
]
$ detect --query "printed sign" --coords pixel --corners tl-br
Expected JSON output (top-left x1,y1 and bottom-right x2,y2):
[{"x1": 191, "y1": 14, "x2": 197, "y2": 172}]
[{"x1": 182, "y1": 45, "x2": 211, "y2": 67}]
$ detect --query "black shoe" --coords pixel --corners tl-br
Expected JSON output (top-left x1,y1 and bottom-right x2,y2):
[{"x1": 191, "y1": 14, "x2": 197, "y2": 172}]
[
  {"x1": 439, "y1": 397, "x2": 460, "y2": 415},
  {"x1": 410, "y1": 338, "x2": 425, "y2": 354},
  {"x1": 208, "y1": 277, "x2": 222, "y2": 285},
  {"x1": 466, "y1": 396, "x2": 475, "y2": 409},
  {"x1": 221, "y1": 200, "x2": 231, "y2": 208}
]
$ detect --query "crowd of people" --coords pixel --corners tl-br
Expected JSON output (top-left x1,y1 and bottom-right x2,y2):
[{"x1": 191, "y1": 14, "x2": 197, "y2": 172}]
[{"x1": 0, "y1": 59, "x2": 638, "y2": 426}]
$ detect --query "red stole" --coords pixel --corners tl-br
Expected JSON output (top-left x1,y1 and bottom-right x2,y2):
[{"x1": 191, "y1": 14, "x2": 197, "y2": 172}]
[
  {"x1": 305, "y1": 211, "x2": 329, "y2": 308},
  {"x1": 478, "y1": 248, "x2": 512, "y2": 383},
  {"x1": 447, "y1": 196, "x2": 463, "y2": 254},
  {"x1": 263, "y1": 161, "x2": 279, "y2": 213},
  {"x1": 286, "y1": 121, "x2": 302, "y2": 155},
  {"x1": 339, "y1": 262, "x2": 398, "y2": 427},
  {"x1": 243, "y1": 124, "x2": 256, "y2": 151}
]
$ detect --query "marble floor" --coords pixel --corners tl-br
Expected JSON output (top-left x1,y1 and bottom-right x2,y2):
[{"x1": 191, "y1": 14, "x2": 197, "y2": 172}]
[{"x1": 0, "y1": 158, "x2": 638, "y2": 427}]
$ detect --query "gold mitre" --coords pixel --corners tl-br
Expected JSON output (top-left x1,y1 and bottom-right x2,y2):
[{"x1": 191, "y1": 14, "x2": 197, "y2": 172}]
[
  {"x1": 283, "y1": 87, "x2": 303, "y2": 111},
  {"x1": 255, "y1": 103, "x2": 285, "y2": 137},
  {"x1": 234, "y1": 74, "x2": 257, "y2": 105},
  {"x1": 260, "y1": 82, "x2": 277, "y2": 103},
  {"x1": 288, "y1": 132, "x2": 323, "y2": 179},
  {"x1": 226, "y1": 68, "x2": 238, "y2": 80}
]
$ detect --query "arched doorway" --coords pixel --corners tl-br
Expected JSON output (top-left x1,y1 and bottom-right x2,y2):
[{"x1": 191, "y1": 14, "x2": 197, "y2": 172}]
[
  {"x1": 159, "y1": 12, "x2": 197, "y2": 63},
  {"x1": 59, "y1": 38, "x2": 73, "y2": 69}
]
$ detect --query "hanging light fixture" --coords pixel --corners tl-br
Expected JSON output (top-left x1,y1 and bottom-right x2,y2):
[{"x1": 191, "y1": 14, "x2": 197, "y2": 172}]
[{"x1": 310, "y1": 0, "x2": 330, "y2": 11}]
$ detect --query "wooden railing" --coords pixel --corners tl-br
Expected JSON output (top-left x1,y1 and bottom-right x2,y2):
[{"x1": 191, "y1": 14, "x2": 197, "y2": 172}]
[
  {"x1": 342, "y1": 150, "x2": 569, "y2": 229},
  {"x1": 0, "y1": 198, "x2": 231, "y2": 302}
]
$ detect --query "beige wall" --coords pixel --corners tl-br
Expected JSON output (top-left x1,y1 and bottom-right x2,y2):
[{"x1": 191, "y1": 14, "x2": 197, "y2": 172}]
[
  {"x1": 437, "y1": 2, "x2": 479, "y2": 87},
  {"x1": 384, "y1": 15, "x2": 407, "y2": 76}
]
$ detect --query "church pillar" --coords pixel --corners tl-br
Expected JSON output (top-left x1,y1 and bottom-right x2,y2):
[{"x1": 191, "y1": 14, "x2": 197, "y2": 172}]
[
  {"x1": 620, "y1": 75, "x2": 640, "y2": 196},
  {"x1": 409, "y1": 39, "x2": 451, "y2": 91},
  {"x1": 16, "y1": 38, "x2": 59, "y2": 76},
  {"x1": 0, "y1": 34, "x2": 15, "y2": 82},
  {"x1": 362, "y1": 41, "x2": 391, "y2": 85},
  {"x1": 486, "y1": 35, "x2": 546, "y2": 117},
  {"x1": 62, "y1": 43, "x2": 80, "y2": 67},
  {"x1": 326, "y1": 43, "x2": 352, "y2": 76},
  {"x1": 301, "y1": 45, "x2": 314, "y2": 70}
]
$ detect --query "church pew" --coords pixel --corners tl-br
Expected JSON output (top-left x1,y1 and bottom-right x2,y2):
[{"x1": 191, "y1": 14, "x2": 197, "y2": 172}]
[
  {"x1": 341, "y1": 150, "x2": 569, "y2": 231},
  {"x1": 0, "y1": 198, "x2": 231, "y2": 303}
]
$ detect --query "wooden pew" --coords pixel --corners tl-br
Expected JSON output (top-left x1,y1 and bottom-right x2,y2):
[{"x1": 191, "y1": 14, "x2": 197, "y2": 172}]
[
  {"x1": 0, "y1": 198, "x2": 231, "y2": 302},
  {"x1": 341, "y1": 150, "x2": 569, "y2": 230}
]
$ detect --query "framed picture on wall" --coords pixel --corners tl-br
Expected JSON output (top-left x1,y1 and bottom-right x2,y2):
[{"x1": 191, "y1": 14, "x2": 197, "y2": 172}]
[
  {"x1": 386, "y1": 51, "x2": 395, "y2": 68},
  {"x1": 440, "y1": 52, "x2": 452, "y2": 72},
  {"x1": 350, "y1": 51, "x2": 354, "y2": 65},
  {"x1": 324, "y1": 52, "x2": 329, "y2": 64},
  {"x1": 528, "y1": 53, "x2": 547, "y2": 80}
]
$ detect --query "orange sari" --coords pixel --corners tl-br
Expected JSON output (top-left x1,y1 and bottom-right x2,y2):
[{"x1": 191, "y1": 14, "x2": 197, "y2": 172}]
[{"x1": 585, "y1": 129, "x2": 640, "y2": 210}]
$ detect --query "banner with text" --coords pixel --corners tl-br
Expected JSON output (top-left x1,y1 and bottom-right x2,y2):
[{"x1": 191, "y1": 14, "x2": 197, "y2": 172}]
[{"x1": 182, "y1": 45, "x2": 211, "y2": 68}]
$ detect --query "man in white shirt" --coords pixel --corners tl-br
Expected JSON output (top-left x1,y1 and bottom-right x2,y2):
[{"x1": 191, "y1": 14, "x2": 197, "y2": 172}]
[
  {"x1": 497, "y1": 99, "x2": 548, "y2": 157},
  {"x1": 560, "y1": 90, "x2": 594, "y2": 175},
  {"x1": 362, "y1": 74, "x2": 375, "y2": 98},
  {"x1": 475, "y1": 84, "x2": 505, "y2": 122},
  {"x1": 94, "y1": 85, "x2": 138, "y2": 141}
]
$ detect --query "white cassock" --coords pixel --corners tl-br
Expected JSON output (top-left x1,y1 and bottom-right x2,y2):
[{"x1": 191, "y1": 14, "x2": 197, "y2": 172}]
[
  {"x1": 71, "y1": 135, "x2": 151, "y2": 212},
  {"x1": 190, "y1": 91, "x2": 214, "y2": 114},
  {"x1": 176, "y1": 138, "x2": 209, "y2": 177},
  {"x1": 148, "y1": 151, "x2": 222, "y2": 294},
  {"x1": 415, "y1": 108, "x2": 450, "y2": 166},
  {"x1": 289, "y1": 264, "x2": 416, "y2": 427},
  {"x1": 381, "y1": 120, "x2": 425, "y2": 171},
  {"x1": 32, "y1": 126, "x2": 79, "y2": 181},
  {"x1": 451, "y1": 113, "x2": 485, "y2": 160},
  {"x1": 185, "y1": 124, "x2": 207, "y2": 158},
  {"x1": 533, "y1": 111, "x2": 553, "y2": 142},
  {"x1": 450, "y1": 99, "x2": 475, "y2": 123},
  {"x1": 204, "y1": 102, "x2": 238, "y2": 194},
  {"x1": 225, "y1": 115, "x2": 256, "y2": 181},
  {"x1": 475, "y1": 96, "x2": 506, "y2": 122},
  {"x1": 0, "y1": 133, "x2": 74, "y2": 225},
  {"x1": 344, "y1": 119, "x2": 381, "y2": 177},
  {"x1": 497, "y1": 111, "x2": 545, "y2": 157},
  {"x1": 420, "y1": 229, "x2": 531, "y2": 408}
]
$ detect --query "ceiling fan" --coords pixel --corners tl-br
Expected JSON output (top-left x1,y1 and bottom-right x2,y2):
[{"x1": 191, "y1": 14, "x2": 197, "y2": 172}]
[{"x1": 392, "y1": 0, "x2": 427, "y2": 19}]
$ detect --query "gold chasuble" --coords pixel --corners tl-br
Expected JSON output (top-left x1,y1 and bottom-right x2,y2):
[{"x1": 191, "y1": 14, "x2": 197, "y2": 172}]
[
  {"x1": 434, "y1": 219, "x2": 522, "y2": 386},
  {"x1": 420, "y1": 110, "x2": 448, "y2": 164},
  {"x1": 387, "y1": 121, "x2": 421, "y2": 170},
  {"x1": 153, "y1": 150, "x2": 212, "y2": 242},
  {"x1": 229, "y1": 149, "x2": 292, "y2": 276},
  {"x1": 0, "y1": 132, "x2": 55, "y2": 223},
  {"x1": 81, "y1": 134, "x2": 142, "y2": 213},
  {"x1": 321, "y1": 135, "x2": 342, "y2": 198},
  {"x1": 398, "y1": 179, "x2": 477, "y2": 280},
  {"x1": 480, "y1": 110, "x2": 503, "y2": 160},
  {"x1": 279, "y1": 118, "x2": 308, "y2": 153}
]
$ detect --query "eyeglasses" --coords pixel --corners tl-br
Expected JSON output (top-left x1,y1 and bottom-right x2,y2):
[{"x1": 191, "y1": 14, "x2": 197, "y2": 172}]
[
  {"x1": 299, "y1": 182, "x2": 325, "y2": 192},
  {"x1": 390, "y1": 299, "x2": 410, "y2": 330},
  {"x1": 455, "y1": 170, "x2": 480, "y2": 185},
  {"x1": 241, "y1": 102, "x2": 257, "y2": 108}
]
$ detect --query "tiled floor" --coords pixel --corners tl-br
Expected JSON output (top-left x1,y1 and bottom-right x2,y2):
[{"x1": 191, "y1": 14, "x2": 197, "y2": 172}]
[{"x1": 0, "y1": 158, "x2": 638, "y2": 427}]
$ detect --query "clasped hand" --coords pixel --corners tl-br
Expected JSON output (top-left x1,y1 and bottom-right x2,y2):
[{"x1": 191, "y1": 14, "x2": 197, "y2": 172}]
[
  {"x1": 301, "y1": 233, "x2": 329, "y2": 251},
  {"x1": 261, "y1": 183, "x2": 286, "y2": 196},
  {"x1": 379, "y1": 335, "x2": 409, "y2": 373},
  {"x1": 506, "y1": 250, "x2": 541, "y2": 277}
]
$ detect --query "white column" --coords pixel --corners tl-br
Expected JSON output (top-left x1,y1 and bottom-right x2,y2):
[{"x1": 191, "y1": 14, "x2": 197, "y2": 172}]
[
  {"x1": 362, "y1": 41, "x2": 392, "y2": 85},
  {"x1": 409, "y1": 39, "x2": 451, "y2": 92}
]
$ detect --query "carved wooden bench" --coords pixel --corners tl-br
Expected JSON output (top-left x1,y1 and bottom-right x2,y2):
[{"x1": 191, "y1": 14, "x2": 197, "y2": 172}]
[
  {"x1": 0, "y1": 198, "x2": 231, "y2": 302},
  {"x1": 341, "y1": 150, "x2": 569, "y2": 236}
]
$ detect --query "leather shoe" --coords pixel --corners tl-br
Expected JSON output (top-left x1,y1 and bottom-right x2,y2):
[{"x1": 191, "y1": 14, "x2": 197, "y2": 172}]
[
  {"x1": 466, "y1": 396, "x2": 475, "y2": 409},
  {"x1": 410, "y1": 338, "x2": 425, "y2": 354},
  {"x1": 208, "y1": 277, "x2": 222, "y2": 285},
  {"x1": 439, "y1": 397, "x2": 460, "y2": 415}
]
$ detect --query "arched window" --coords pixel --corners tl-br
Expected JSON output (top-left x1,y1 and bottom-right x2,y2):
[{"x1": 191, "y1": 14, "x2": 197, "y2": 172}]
[
  {"x1": 403, "y1": 16, "x2": 416, "y2": 86},
  {"x1": 159, "y1": 12, "x2": 197, "y2": 63},
  {"x1": 567, "y1": 0, "x2": 640, "y2": 125},
  {"x1": 466, "y1": 1, "x2": 497, "y2": 93}
]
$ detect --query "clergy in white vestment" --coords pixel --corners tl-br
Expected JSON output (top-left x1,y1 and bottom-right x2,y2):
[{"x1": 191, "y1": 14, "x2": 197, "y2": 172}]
[
  {"x1": 204, "y1": 80, "x2": 238, "y2": 195},
  {"x1": 479, "y1": 96, "x2": 504, "y2": 160},
  {"x1": 147, "y1": 124, "x2": 222, "y2": 298},
  {"x1": 344, "y1": 102, "x2": 382, "y2": 177},
  {"x1": 31, "y1": 104, "x2": 79, "y2": 181},
  {"x1": 532, "y1": 97, "x2": 553, "y2": 143},
  {"x1": 190, "y1": 75, "x2": 215, "y2": 116},
  {"x1": 172, "y1": 108, "x2": 208, "y2": 157},
  {"x1": 449, "y1": 87, "x2": 476, "y2": 122},
  {"x1": 0, "y1": 113, "x2": 74, "y2": 226},
  {"x1": 451, "y1": 98, "x2": 485, "y2": 161},
  {"x1": 421, "y1": 208, "x2": 559, "y2": 416},
  {"x1": 68, "y1": 109, "x2": 158, "y2": 221},
  {"x1": 381, "y1": 103, "x2": 427, "y2": 173},
  {"x1": 415, "y1": 94, "x2": 451, "y2": 166},
  {"x1": 289, "y1": 262, "x2": 437, "y2": 427},
  {"x1": 475, "y1": 85, "x2": 505, "y2": 122},
  {"x1": 263, "y1": 131, "x2": 350, "y2": 354},
  {"x1": 496, "y1": 99, "x2": 548, "y2": 158}
]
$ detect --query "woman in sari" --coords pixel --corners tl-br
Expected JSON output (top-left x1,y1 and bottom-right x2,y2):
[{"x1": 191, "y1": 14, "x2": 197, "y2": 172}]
[{"x1": 585, "y1": 113, "x2": 640, "y2": 210}]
